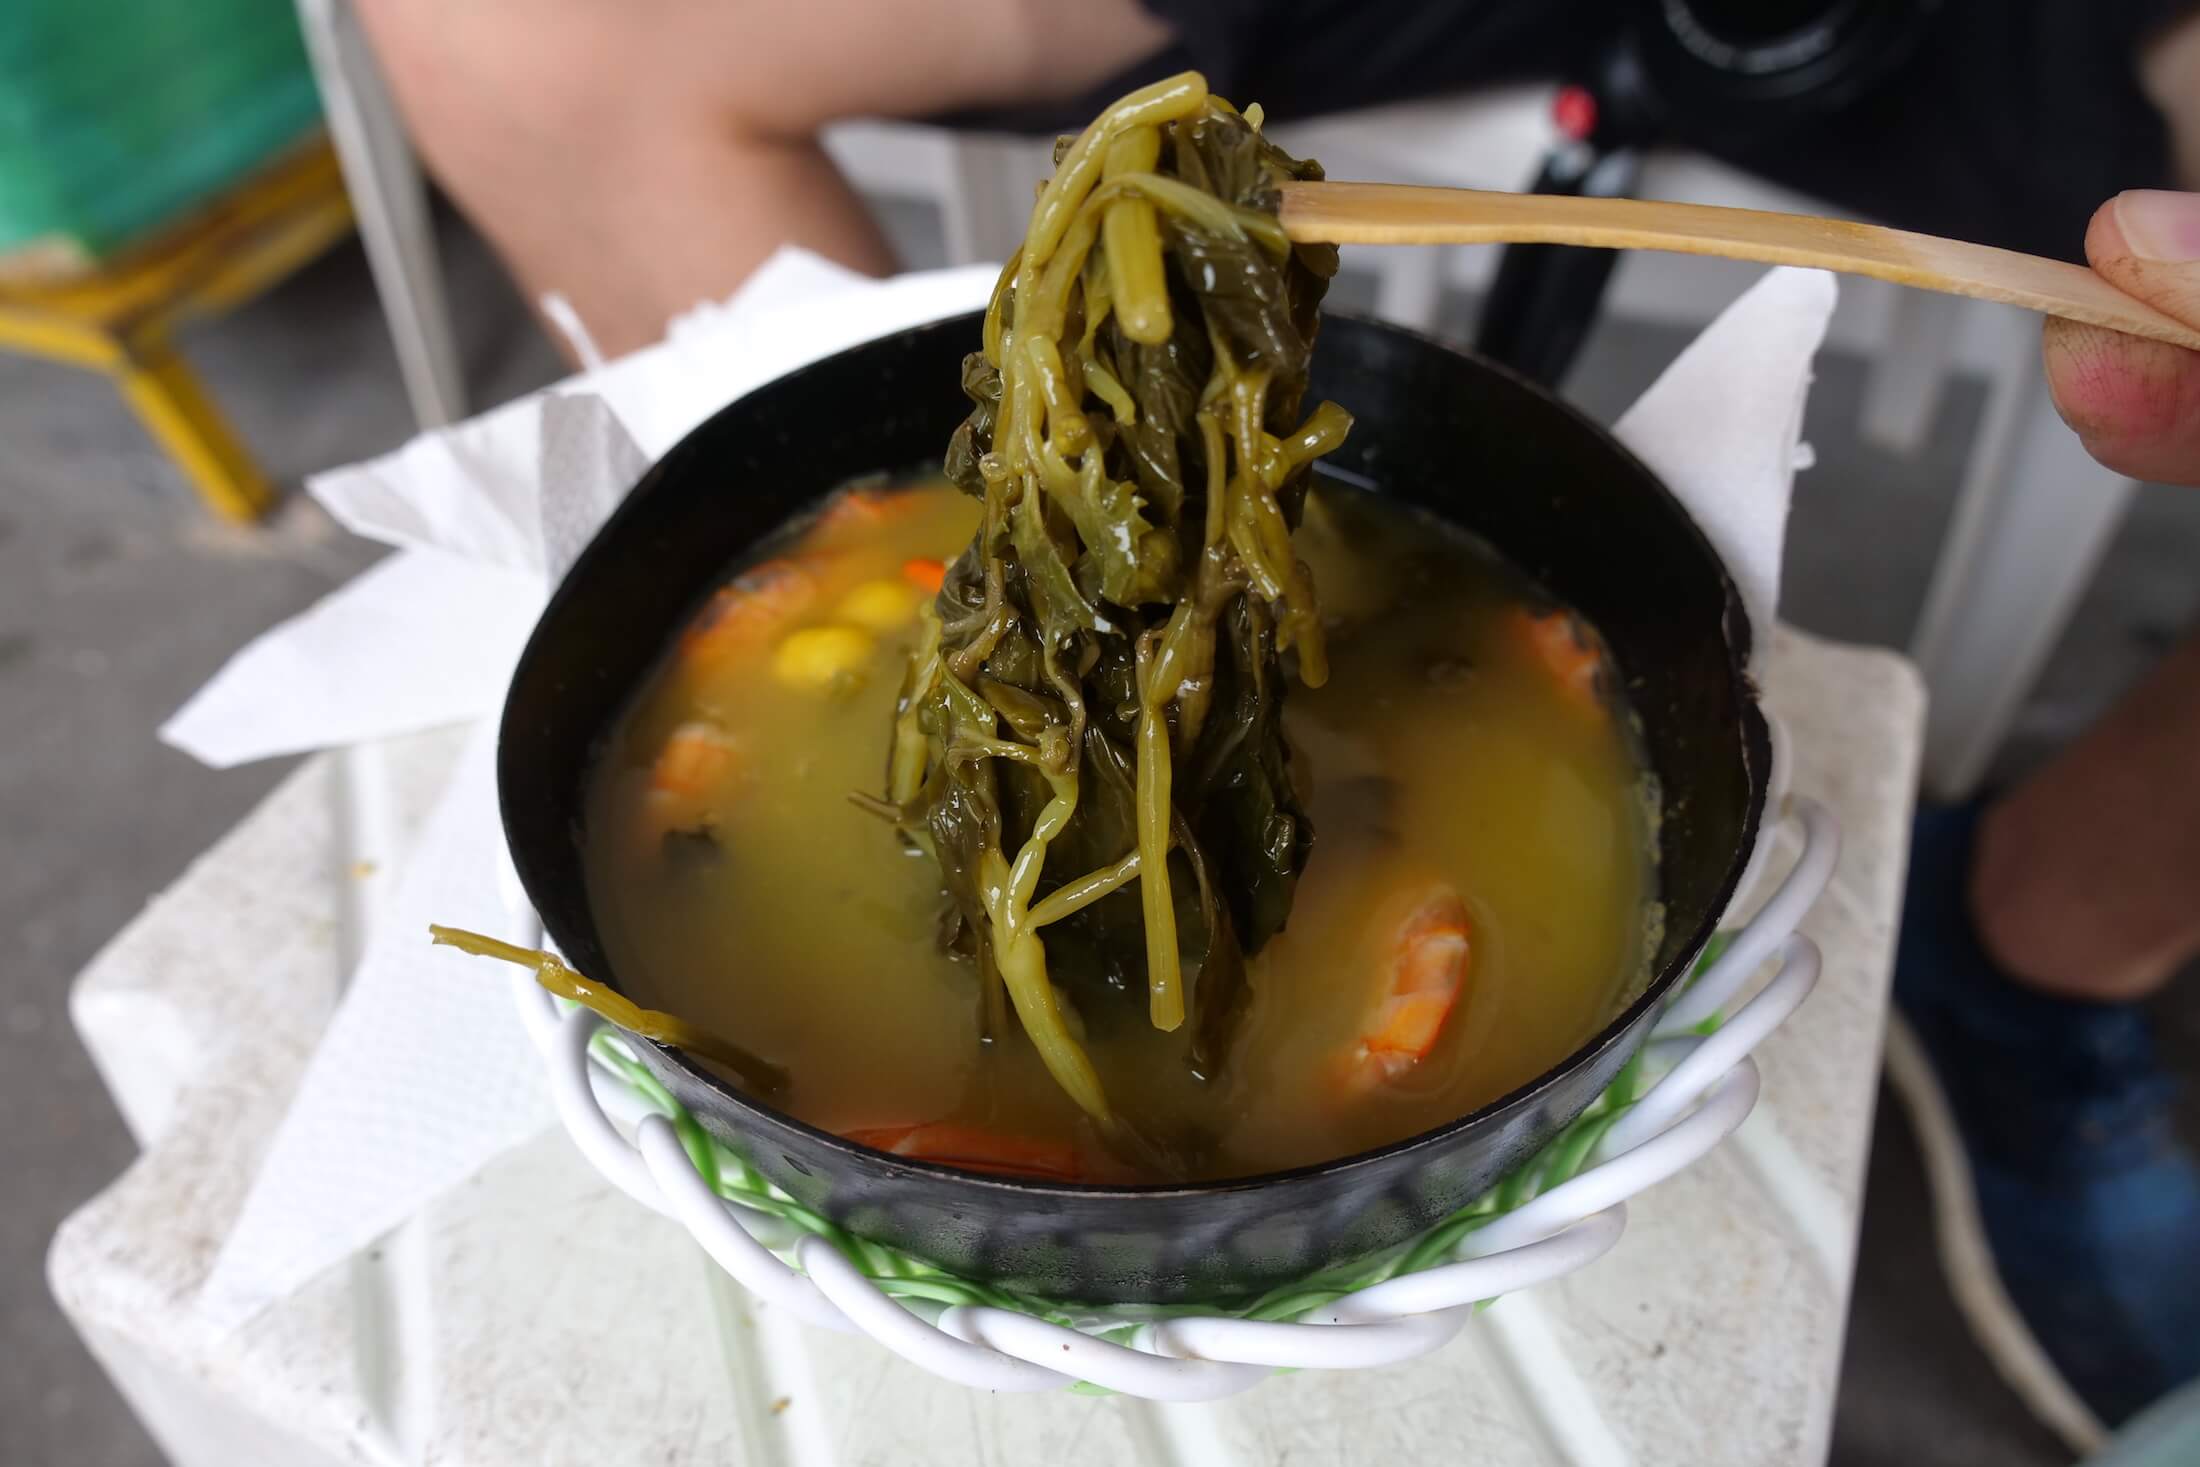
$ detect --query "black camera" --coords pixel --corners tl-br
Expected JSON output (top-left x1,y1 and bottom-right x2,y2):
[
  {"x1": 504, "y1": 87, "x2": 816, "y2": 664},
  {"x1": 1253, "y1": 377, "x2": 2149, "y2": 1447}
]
[{"x1": 1477, "y1": 0, "x2": 1941, "y2": 384}]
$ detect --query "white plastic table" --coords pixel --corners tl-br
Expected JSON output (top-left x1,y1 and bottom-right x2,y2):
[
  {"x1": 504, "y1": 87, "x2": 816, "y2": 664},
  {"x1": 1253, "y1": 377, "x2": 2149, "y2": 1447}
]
[{"x1": 51, "y1": 626, "x2": 1921, "y2": 1467}]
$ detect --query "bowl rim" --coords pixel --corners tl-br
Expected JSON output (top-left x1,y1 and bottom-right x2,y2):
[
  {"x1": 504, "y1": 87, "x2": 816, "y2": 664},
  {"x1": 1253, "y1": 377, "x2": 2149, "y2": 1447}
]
[{"x1": 505, "y1": 306, "x2": 1770, "y2": 1201}]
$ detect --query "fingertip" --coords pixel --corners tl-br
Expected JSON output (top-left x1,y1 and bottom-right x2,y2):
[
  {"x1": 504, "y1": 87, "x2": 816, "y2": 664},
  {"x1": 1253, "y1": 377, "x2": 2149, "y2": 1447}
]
[
  {"x1": 2041, "y1": 316, "x2": 2140, "y2": 438},
  {"x1": 2082, "y1": 195, "x2": 2134, "y2": 270},
  {"x1": 2083, "y1": 192, "x2": 2200, "y2": 330},
  {"x1": 2041, "y1": 316, "x2": 2200, "y2": 485}
]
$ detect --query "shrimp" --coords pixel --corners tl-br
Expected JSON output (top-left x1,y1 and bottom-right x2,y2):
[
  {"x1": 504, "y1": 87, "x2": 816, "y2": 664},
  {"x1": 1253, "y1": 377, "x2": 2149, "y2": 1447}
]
[
  {"x1": 842, "y1": 1122, "x2": 1085, "y2": 1182},
  {"x1": 815, "y1": 485, "x2": 927, "y2": 541},
  {"x1": 1335, "y1": 885, "x2": 1472, "y2": 1094},
  {"x1": 642, "y1": 720, "x2": 741, "y2": 840},
  {"x1": 677, "y1": 559, "x2": 818, "y2": 676},
  {"x1": 1509, "y1": 605, "x2": 1606, "y2": 711}
]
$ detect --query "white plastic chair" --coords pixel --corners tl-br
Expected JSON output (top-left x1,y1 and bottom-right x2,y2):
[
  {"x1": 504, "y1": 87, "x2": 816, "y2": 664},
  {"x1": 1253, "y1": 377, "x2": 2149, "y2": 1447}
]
[{"x1": 292, "y1": 0, "x2": 466, "y2": 430}]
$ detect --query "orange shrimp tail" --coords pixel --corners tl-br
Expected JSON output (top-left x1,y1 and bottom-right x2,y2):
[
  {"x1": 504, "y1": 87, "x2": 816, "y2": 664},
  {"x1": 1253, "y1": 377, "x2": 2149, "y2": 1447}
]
[
  {"x1": 678, "y1": 559, "x2": 818, "y2": 674},
  {"x1": 1334, "y1": 887, "x2": 1472, "y2": 1095},
  {"x1": 1511, "y1": 606, "x2": 1606, "y2": 710},
  {"x1": 649, "y1": 721, "x2": 740, "y2": 797},
  {"x1": 818, "y1": 485, "x2": 925, "y2": 538},
  {"x1": 639, "y1": 720, "x2": 744, "y2": 849}
]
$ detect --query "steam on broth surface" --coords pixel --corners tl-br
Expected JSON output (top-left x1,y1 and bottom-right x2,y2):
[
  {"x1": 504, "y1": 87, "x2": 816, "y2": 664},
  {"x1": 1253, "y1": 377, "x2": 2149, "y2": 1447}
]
[{"x1": 583, "y1": 479, "x2": 1654, "y2": 1183}]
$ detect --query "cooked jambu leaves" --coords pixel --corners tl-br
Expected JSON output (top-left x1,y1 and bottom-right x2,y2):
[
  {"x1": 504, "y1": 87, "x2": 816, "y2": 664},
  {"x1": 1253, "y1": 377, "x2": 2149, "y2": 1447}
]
[{"x1": 873, "y1": 72, "x2": 1351, "y2": 1132}]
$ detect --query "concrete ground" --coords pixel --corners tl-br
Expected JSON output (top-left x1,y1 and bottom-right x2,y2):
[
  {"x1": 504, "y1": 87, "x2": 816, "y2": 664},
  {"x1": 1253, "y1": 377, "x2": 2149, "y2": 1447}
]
[{"x1": 2, "y1": 200, "x2": 2195, "y2": 1467}]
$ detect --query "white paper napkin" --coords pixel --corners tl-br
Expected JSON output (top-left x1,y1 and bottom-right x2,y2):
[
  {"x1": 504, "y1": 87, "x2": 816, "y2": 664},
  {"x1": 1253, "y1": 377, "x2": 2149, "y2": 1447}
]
[
  {"x1": 1615, "y1": 266, "x2": 1835, "y2": 638},
  {"x1": 176, "y1": 252, "x2": 1832, "y2": 1331},
  {"x1": 194, "y1": 723, "x2": 536, "y2": 1331}
]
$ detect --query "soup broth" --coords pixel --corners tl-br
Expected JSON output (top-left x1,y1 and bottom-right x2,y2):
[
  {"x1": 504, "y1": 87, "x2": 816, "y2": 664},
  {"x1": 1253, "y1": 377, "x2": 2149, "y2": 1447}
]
[{"x1": 584, "y1": 481, "x2": 1655, "y2": 1182}]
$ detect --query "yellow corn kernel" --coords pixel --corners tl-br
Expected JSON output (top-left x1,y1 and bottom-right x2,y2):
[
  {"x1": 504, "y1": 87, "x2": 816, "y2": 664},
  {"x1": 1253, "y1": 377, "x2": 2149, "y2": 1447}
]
[
  {"x1": 772, "y1": 625, "x2": 875, "y2": 693},
  {"x1": 838, "y1": 577, "x2": 924, "y2": 630}
]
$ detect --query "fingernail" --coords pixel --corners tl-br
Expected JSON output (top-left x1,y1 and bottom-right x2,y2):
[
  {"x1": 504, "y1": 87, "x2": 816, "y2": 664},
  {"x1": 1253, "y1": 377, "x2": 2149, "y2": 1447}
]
[{"x1": 2112, "y1": 190, "x2": 2200, "y2": 262}]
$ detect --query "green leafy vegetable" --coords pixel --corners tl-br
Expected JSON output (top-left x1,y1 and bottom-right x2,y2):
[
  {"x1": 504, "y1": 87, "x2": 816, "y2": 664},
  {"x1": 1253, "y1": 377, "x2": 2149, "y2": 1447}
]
[{"x1": 872, "y1": 72, "x2": 1350, "y2": 1144}]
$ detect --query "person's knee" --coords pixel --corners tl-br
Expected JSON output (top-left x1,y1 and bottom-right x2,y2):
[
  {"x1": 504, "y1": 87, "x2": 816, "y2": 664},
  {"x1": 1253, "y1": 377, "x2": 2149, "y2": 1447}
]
[
  {"x1": 696, "y1": 0, "x2": 1175, "y2": 137},
  {"x1": 365, "y1": 0, "x2": 1173, "y2": 161},
  {"x1": 990, "y1": 0, "x2": 1177, "y2": 106}
]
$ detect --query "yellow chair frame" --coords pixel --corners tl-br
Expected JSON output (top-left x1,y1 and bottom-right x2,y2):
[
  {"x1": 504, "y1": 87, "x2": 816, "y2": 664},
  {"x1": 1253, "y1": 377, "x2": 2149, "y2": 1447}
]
[{"x1": 0, "y1": 135, "x2": 355, "y2": 521}]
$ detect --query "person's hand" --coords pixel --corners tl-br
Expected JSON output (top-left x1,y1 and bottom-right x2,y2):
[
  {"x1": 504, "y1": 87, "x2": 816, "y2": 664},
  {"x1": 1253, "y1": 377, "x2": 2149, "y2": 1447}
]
[{"x1": 2042, "y1": 190, "x2": 2200, "y2": 487}]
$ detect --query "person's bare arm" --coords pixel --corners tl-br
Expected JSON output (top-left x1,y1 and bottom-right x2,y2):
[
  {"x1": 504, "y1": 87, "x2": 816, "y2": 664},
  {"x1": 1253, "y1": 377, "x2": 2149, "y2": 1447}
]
[{"x1": 355, "y1": 0, "x2": 1173, "y2": 359}]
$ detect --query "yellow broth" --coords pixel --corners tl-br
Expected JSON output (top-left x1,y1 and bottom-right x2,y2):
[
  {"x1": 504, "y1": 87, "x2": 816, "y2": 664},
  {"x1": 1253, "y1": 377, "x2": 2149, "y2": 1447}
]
[{"x1": 583, "y1": 481, "x2": 1656, "y2": 1182}]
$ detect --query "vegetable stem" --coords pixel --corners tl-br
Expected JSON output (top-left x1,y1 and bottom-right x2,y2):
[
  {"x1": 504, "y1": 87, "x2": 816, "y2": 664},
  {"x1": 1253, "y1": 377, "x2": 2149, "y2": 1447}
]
[
  {"x1": 1135, "y1": 635, "x2": 1186, "y2": 1031},
  {"x1": 1102, "y1": 128, "x2": 1172, "y2": 344},
  {"x1": 428, "y1": 925, "x2": 787, "y2": 1095},
  {"x1": 874, "y1": 73, "x2": 1352, "y2": 1149}
]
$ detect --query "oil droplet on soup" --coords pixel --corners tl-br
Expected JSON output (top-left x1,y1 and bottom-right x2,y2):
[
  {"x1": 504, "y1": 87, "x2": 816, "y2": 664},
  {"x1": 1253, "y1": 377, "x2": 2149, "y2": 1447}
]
[{"x1": 584, "y1": 481, "x2": 1656, "y2": 1182}]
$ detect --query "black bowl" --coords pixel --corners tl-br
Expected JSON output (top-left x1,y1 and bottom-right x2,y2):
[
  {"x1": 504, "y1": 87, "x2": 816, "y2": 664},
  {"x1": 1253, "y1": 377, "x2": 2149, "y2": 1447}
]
[{"x1": 500, "y1": 311, "x2": 1770, "y2": 1304}]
